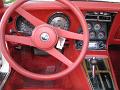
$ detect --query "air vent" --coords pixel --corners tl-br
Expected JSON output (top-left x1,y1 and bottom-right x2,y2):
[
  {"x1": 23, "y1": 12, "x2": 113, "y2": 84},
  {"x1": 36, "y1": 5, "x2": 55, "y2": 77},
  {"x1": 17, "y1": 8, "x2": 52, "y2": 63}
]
[{"x1": 86, "y1": 15, "x2": 98, "y2": 21}]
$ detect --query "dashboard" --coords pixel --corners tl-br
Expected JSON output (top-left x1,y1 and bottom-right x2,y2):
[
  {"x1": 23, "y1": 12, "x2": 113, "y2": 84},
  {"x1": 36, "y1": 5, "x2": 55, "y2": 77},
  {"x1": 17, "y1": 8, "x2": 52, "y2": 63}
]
[
  {"x1": 0, "y1": 1, "x2": 120, "y2": 90},
  {"x1": 13, "y1": 11, "x2": 117, "y2": 90},
  {"x1": 15, "y1": 11, "x2": 115, "y2": 51}
]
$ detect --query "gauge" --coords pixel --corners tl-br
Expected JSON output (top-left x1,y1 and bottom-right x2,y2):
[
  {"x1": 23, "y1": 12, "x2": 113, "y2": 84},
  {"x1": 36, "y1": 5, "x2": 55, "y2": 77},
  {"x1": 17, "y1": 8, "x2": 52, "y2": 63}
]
[
  {"x1": 90, "y1": 31, "x2": 96, "y2": 39},
  {"x1": 97, "y1": 31, "x2": 105, "y2": 39},
  {"x1": 48, "y1": 13, "x2": 70, "y2": 30},
  {"x1": 87, "y1": 23, "x2": 92, "y2": 30},
  {"x1": 16, "y1": 16, "x2": 35, "y2": 36},
  {"x1": 94, "y1": 23, "x2": 101, "y2": 31}
]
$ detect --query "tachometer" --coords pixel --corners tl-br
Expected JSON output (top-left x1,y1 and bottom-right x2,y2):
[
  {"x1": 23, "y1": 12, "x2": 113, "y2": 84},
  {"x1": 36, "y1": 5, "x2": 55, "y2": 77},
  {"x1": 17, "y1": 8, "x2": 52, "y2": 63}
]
[{"x1": 16, "y1": 16, "x2": 35, "y2": 36}]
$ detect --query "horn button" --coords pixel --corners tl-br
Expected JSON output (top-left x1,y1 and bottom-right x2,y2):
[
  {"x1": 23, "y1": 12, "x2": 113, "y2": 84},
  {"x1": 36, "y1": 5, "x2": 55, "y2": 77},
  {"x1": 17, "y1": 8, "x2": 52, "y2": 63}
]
[
  {"x1": 40, "y1": 33, "x2": 50, "y2": 41},
  {"x1": 32, "y1": 25, "x2": 58, "y2": 50}
]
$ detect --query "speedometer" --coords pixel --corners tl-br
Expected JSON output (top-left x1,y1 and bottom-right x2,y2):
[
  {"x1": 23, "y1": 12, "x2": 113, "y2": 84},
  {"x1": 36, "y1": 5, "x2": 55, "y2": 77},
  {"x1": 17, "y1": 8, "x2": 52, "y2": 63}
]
[
  {"x1": 48, "y1": 13, "x2": 70, "y2": 50},
  {"x1": 16, "y1": 16, "x2": 35, "y2": 36},
  {"x1": 48, "y1": 13, "x2": 70, "y2": 30}
]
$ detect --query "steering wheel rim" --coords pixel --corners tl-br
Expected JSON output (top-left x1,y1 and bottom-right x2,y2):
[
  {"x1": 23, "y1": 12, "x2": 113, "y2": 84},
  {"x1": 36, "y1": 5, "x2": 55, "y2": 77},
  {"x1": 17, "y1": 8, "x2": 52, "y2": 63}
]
[{"x1": 0, "y1": 0, "x2": 89, "y2": 80}]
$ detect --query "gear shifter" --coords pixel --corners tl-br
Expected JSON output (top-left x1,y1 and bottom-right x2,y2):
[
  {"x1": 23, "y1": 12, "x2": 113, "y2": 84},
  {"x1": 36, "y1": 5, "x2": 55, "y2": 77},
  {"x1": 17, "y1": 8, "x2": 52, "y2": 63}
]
[{"x1": 89, "y1": 57, "x2": 97, "y2": 78}]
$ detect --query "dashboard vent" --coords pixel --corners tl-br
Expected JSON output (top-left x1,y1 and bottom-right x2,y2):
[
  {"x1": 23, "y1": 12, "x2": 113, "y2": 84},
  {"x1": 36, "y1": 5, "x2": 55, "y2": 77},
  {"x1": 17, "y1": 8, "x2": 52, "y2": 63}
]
[{"x1": 86, "y1": 15, "x2": 98, "y2": 21}]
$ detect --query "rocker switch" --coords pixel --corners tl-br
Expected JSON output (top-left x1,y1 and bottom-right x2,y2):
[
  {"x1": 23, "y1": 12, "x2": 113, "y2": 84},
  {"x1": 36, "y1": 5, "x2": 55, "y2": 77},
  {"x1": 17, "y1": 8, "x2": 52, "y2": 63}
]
[{"x1": 89, "y1": 57, "x2": 97, "y2": 78}]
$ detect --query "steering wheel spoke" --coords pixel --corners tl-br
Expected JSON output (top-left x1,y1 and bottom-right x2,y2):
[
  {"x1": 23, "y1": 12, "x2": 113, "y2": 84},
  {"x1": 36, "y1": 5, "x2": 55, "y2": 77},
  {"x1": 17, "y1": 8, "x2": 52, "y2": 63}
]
[
  {"x1": 46, "y1": 48, "x2": 73, "y2": 67},
  {"x1": 5, "y1": 35, "x2": 34, "y2": 47},
  {"x1": 16, "y1": 7, "x2": 45, "y2": 27},
  {"x1": 56, "y1": 27, "x2": 84, "y2": 41}
]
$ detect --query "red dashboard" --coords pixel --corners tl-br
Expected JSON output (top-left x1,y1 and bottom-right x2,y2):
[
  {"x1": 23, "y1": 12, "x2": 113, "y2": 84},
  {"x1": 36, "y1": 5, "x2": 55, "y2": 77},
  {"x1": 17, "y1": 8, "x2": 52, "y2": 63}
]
[
  {"x1": 0, "y1": 1, "x2": 120, "y2": 45},
  {"x1": 0, "y1": 0, "x2": 120, "y2": 90}
]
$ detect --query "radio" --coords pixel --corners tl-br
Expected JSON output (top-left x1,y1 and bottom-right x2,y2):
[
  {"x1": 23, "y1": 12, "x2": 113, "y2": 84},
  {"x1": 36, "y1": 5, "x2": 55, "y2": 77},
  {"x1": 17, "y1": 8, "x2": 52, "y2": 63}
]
[{"x1": 75, "y1": 41, "x2": 106, "y2": 50}]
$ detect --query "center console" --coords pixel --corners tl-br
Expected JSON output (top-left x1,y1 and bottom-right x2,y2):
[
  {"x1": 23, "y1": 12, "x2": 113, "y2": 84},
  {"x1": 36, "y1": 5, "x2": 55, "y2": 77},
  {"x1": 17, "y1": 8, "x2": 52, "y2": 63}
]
[
  {"x1": 77, "y1": 12, "x2": 117, "y2": 90},
  {"x1": 83, "y1": 57, "x2": 115, "y2": 90}
]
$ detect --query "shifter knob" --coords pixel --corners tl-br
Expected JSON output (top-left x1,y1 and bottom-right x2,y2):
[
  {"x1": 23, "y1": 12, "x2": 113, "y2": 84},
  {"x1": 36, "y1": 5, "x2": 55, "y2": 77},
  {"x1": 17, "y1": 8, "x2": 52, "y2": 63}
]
[
  {"x1": 90, "y1": 57, "x2": 97, "y2": 65},
  {"x1": 89, "y1": 57, "x2": 97, "y2": 78}
]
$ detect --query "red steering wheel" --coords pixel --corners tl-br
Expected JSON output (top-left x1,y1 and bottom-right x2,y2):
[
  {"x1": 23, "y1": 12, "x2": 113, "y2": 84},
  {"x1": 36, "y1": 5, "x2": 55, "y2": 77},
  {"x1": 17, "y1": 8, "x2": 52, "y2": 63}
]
[{"x1": 0, "y1": 0, "x2": 89, "y2": 80}]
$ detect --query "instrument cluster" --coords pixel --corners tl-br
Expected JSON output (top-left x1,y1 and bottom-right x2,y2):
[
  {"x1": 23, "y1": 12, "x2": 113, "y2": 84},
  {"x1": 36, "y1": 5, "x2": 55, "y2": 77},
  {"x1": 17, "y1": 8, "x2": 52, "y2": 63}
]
[
  {"x1": 15, "y1": 11, "x2": 114, "y2": 50},
  {"x1": 15, "y1": 12, "x2": 70, "y2": 55},
  {"x1": 76, "y1": 21, "x2": 108, "y2": 50},
  {"x1": 76, "y1": 23, "x2": 107, "y2": 50},
  {"x1": 16, "y1": 13, "x2": 70, "y2": 36},
  {"x1": 78, "y1": 22, "x2": 107, "y2": 40},
  {"x1": 75, "y1": 12, "x2": 115, "y2": 50}
]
